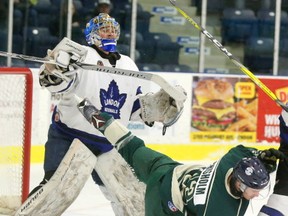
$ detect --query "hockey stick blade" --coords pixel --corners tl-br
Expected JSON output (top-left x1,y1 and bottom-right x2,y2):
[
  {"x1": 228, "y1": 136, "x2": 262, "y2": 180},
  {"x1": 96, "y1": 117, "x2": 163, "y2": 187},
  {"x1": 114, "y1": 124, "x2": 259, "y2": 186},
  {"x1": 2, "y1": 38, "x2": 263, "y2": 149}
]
[
  {"x1": 0, "y1": 50, "x2": 186, "y2": 101},
  {"x1": 169, "y1": 0, "x2": 288, "y2": 112}
]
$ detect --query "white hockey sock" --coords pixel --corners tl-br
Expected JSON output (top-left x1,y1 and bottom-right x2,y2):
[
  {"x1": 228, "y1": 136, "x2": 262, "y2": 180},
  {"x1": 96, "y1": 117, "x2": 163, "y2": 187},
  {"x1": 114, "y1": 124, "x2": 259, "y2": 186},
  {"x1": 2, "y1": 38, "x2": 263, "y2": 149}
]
[{"x1": 104, "y1": 120, "x2": 132, "y2": 149}]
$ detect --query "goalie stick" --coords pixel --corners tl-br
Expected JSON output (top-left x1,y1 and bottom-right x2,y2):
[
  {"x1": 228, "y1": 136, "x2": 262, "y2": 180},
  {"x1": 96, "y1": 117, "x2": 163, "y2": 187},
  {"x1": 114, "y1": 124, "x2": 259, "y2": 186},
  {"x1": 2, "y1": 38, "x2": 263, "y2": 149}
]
[
  {"x1": 169, "y1": 0, "x2": 288, "y2": 112},
  {"x1": 0, "y1": 50, "x2": 186, "y2": 102}
]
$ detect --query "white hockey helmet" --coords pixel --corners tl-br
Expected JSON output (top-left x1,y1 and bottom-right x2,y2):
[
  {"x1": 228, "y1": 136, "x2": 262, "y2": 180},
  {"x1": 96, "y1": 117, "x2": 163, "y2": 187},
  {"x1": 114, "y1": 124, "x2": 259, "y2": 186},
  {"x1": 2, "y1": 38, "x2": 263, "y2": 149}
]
[{"x1": 84, "y1": 13, "x2": 120, "y2": 52}]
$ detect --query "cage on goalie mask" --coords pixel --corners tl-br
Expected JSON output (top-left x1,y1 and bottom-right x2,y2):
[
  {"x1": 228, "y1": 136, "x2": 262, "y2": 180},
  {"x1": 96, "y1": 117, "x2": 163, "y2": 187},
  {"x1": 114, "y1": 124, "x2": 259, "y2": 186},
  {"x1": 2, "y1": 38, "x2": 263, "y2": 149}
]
[
  {"x1": 232, "y1": 157, "x2": 269, "y2": 190},
  {"x1": 84, "y1": 13, "x2": 120, "y2": 52}
]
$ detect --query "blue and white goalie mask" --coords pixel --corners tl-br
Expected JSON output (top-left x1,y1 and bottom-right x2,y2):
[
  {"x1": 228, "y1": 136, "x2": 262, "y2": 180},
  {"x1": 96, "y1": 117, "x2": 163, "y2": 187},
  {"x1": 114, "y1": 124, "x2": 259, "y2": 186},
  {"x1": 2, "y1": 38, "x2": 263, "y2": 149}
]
[{"x1": 84, "y1": 13, "x2": 120, "y2": 52}]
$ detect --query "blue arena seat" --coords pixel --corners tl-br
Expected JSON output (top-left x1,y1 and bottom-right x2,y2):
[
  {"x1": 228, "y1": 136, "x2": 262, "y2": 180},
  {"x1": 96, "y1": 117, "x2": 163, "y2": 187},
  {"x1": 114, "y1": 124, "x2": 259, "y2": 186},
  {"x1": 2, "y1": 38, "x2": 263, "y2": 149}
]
[
  {"x1": 153, "y1": 43, "x2": 182, "y2": 65},
  {"x1": 280, "y1": 39, "x2": 288, "y2": 57},
  {"x1": 124, "y1": 5, "x2": 154, "y2": 35},
  {"x1": 244, "y1": 37, "x2": 274, "y2": 73},
  {"x1": 13, "y1": 9, "x2": 23, "y2": 35},
  {"x1": 117, "y1": 44, "x2": 141, "y2": 62},
  {"x1": 117, "y1": 44, "x2": 130, "y2": 56},
  {"x1": 24, "y1": 27, "x2": 59, "y2": 57},
  {"x1": 118, "y1": 31, "x2": 144, "y2": 46},
  {"x1": 257, "y1": 10, "x2": 288, "y2": 38},
  {"x1": 163, "y1": 64, "x2": 193, "y2": 73},
  {"x1": 221, "y1": 8, "x2": 258, "y2": 44},
  {"x1": 0, "y1": 30, "x2": 7, "y2": 51},
  {"x1": 137, "y1": 63, "x2": 163, "y2": 72}
]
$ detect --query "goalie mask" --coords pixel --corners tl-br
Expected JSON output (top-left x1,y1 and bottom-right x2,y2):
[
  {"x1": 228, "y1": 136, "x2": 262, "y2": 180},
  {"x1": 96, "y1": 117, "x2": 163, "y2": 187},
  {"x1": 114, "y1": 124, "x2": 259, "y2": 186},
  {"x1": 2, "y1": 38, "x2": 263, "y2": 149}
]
[
  {"x1": 232, "y1": 157, "x2": 269, "y2": 190},
  {"x1": 84, "y1": 13, "x2": 120, "y2": 52}
]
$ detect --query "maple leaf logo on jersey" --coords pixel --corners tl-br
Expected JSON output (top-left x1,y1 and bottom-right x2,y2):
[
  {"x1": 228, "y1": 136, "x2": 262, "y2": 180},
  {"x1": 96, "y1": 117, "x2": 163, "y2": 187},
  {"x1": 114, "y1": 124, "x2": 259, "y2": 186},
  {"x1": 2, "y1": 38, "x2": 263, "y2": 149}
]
[{"x1": 100, "y1": 80, "x2": 127, "y2": 119}]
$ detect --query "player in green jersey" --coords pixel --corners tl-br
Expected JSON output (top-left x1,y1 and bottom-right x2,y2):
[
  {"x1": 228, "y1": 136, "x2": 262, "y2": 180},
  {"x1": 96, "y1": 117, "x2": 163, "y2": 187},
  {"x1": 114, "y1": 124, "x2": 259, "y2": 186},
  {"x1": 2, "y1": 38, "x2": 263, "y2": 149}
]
[{"x1": 77, "y1": 98, "x2": 288, "y2": 216}]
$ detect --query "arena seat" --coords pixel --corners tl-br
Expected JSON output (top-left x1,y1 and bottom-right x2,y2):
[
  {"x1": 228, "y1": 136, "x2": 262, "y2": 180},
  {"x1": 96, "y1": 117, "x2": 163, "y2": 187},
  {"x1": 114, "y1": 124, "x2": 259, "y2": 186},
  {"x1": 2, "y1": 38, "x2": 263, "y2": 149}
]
[
  {"x1": 221, "y1": 8, "x2": 258, "y2": 44},
  {"x1": 257, "y1": 10, "x2": 288, "y2": 38},
  {"x1": 163, "y1": 64, "x2": 193, "y2": 73},
  {"x1": 244, "y1": 37, "x2": 274, "y2": 73},
  {"x1": 137, "y1": 63, "x2": 163, "y2": 72},
  {"x1": 24, "y1": 27, "x2": 59, "y2": 57}
]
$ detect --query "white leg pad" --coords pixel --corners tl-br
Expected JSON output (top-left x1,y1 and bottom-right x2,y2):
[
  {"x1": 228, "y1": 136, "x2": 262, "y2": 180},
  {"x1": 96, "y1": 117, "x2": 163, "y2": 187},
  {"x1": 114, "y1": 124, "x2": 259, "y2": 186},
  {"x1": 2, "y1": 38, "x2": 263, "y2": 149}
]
[
  {"x1": 14, "y1": 139, "x2": 97, "y2": 216},
  {"x1": 95, "y1": 148, "x2": 146, "y2": 216}
]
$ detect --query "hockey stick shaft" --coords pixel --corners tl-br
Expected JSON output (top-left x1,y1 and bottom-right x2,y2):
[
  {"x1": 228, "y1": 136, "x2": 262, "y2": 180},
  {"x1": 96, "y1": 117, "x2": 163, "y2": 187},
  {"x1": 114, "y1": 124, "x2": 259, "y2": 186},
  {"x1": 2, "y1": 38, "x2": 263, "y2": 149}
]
[
  {"x1": 169, "y1": 0, "x2": 288, "y2": 111},
  {"x1": 0, "y1": 50, "x2": 52, "y2": 64},
  {"x1": 0, "y1": 50, "x2": 186, "y2": 101},
  {"x1": 78, "y1": 64, "x2": 186, "y2": 101}
]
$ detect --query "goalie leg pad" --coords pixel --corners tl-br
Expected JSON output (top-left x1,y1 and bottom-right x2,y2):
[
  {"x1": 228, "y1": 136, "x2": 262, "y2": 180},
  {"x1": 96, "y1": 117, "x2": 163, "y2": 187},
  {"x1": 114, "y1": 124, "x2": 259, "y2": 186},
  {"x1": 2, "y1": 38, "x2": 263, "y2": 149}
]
[
  {"x1": 95, "y1": 148, "x2": 146, "y2": 216},
  {"x1": 14, "y1": 139, "x2": 97, "y2": 216}
]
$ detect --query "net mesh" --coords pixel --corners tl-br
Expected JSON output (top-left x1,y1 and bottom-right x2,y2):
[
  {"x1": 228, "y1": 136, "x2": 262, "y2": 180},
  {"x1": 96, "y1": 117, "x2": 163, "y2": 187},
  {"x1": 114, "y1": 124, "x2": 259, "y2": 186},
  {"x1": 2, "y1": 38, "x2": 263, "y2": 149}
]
[{"x1": 0, "y1": 74, "x2": 27, "y2": 213}]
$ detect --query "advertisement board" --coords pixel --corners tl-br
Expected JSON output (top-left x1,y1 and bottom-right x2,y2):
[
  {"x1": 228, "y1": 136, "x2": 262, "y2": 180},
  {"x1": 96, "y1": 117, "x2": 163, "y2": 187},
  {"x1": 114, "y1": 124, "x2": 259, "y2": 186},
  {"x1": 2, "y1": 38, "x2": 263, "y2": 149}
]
[{"x1": 190, "y1": 75, "x2": 286, "y2": 145}]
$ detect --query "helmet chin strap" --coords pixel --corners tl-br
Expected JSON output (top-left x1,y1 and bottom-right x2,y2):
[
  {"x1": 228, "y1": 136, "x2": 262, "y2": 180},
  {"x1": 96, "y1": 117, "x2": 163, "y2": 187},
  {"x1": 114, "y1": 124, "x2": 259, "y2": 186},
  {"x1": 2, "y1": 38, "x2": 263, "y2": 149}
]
[{"x1": 99, "y1": 39, "x2": 117, "y2": 52}]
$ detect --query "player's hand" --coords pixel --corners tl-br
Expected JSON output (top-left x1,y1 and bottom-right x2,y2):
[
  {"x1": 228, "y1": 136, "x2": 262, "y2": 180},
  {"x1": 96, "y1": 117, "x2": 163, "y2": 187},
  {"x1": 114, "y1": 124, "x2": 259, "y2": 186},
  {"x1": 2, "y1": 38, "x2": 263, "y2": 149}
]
[
  {"x1": 39, "y1": 50, "x2": 80, "y2": 87},
  {"x1": 258, "y1": 148, "x2": 288, "y2": 173},
  {"x1": 54, "y1": 50, "x2": 81, "y2": 69}
]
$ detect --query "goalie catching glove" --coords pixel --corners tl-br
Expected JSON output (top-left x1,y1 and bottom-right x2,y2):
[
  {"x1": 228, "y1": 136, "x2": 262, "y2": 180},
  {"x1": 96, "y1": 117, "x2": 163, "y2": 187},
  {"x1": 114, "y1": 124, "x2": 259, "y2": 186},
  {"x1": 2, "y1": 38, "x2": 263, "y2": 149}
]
[
  {"x1": 257, "y1": 148, "x2": 288, "y2": 173},
  {"x1": 139, "y1": 85, "x2": 187, "y2": 135},
  {"x1": 39, "y1": 50, "x2": 80, "y2": 88}
]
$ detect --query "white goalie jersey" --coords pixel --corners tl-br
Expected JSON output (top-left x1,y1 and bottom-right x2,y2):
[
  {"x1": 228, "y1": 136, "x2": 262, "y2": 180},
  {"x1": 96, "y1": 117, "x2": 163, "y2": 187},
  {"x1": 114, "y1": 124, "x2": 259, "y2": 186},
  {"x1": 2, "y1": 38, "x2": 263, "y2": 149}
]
[{"x1": 43, "y1": 43, "x2": 143, "y2": 141}]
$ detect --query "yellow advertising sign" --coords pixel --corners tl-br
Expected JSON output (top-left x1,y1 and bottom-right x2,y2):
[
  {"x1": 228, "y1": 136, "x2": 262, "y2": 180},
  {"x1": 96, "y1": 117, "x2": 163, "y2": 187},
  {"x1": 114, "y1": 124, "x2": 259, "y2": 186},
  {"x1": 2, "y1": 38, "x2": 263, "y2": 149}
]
[
  {"x1": 275, "y1": 86, "x2": 288, "y2": 105},
  {"x1": 235, "y1": 82, "x2": 256, "y2": 99}
]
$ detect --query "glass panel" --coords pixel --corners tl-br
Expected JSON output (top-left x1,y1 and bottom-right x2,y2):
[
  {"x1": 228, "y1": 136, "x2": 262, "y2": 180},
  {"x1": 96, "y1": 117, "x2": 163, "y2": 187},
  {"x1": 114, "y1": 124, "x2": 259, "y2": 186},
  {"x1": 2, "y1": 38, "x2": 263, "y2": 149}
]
[
  {"x1": 278, "y1": 0, "x2": 288, "y2": 76},
  {"x1": 202, "y1": 0, "x2": 284, "y2": 75},
  {"x1": 136, "y1": 0, "x2": 197, "y2": 72}
]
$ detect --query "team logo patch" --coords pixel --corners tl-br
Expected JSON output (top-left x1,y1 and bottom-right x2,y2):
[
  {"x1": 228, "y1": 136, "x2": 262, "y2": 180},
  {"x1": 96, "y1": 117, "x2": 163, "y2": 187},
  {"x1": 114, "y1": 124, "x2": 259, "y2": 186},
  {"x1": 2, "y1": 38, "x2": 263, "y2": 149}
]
[
  {"x1": 100, "y1": 80, "x2": 127, "y2": 119},
  {"x1": 168, "y1": 201, "x2": 178, "y2": 212},
  {"x1": 245, "y1": 167, "x2": 254, "y2": 176}
]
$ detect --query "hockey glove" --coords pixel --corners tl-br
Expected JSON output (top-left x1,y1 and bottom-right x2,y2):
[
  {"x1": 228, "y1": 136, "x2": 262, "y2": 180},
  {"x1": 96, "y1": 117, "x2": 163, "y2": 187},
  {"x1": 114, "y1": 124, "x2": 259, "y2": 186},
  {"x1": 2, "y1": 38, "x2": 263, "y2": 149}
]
[
  {"x1": 139, "y1": 85, "x2": 187, "y2": 135},
  {"x1": 39, "y1": 50, "x2": 80, "y2": 87},
  {"x1": 257, "y1": 148, "x2": 288, "y2": 173}
]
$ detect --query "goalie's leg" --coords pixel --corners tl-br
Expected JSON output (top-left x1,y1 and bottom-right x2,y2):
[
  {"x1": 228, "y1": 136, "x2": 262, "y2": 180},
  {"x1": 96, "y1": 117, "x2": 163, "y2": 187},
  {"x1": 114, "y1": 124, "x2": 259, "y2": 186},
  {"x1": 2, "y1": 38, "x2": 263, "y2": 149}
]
[
  {"x1": 93, "y1": 149, "x2": 146, "y2": 216},
  {"x1": 14, "y1": 139, "x2": 97, "y2": 216}
]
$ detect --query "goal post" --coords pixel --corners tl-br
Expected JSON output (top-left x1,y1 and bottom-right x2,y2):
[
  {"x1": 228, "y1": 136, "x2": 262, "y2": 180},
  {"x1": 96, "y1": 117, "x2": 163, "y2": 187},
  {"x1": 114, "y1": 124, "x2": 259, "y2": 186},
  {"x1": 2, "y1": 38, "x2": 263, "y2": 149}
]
[{"x1": 0, "y1": 68, "x2": 33, "y2": 214}]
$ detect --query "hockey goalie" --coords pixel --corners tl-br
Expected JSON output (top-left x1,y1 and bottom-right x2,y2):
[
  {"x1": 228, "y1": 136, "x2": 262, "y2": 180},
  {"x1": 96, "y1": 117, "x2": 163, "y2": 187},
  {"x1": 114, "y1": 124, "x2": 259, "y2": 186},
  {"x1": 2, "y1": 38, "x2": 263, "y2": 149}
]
[{"x1": 15, "y1": 13, "x2": 186, "y2": 216}]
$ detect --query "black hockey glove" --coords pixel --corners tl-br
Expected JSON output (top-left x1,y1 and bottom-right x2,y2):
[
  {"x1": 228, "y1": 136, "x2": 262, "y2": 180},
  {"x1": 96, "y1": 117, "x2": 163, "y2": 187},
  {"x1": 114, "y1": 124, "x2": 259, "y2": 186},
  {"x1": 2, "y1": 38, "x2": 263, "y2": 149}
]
[{"x1": 257, "y1": 148, "x2": 288, "y2": 173}]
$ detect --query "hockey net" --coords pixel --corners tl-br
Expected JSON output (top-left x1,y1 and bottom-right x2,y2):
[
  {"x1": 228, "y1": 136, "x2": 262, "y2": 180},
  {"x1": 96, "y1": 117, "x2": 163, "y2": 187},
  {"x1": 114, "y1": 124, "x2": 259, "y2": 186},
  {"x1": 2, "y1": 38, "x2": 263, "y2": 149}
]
[{"x1": 0, "y1": 68, "x2": 33, "y2": 215}]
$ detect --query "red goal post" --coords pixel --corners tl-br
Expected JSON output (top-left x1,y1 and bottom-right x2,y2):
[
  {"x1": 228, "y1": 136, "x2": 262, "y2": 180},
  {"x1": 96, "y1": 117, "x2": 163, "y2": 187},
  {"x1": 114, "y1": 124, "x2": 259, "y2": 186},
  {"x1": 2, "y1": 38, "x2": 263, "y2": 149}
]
[{"x1": 0, "y1": 68, "x2": 33, "y2": 214}]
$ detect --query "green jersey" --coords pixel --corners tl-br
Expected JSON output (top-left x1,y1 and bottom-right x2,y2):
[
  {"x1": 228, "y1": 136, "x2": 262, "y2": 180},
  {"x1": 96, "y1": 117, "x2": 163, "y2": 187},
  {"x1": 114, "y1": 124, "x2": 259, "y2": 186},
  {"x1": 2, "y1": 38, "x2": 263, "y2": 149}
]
[
  {"x1": 119, "y1": 137, "x2": 259, "y2": 216},
  {"x1": 171, "y1": 145, "x2": 257, "y2": 215}
]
